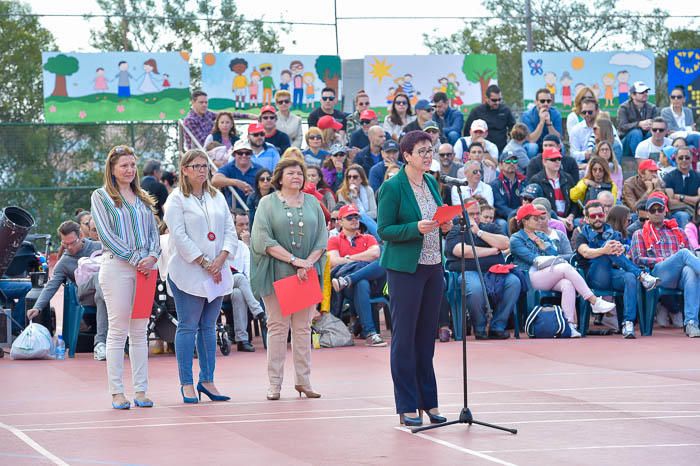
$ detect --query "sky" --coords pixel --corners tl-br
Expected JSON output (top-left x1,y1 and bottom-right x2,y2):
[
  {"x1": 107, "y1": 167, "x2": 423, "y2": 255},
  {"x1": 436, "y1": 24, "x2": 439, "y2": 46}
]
[{"x1": 25, "y1": 0, "x2": 700, "y2": 59}]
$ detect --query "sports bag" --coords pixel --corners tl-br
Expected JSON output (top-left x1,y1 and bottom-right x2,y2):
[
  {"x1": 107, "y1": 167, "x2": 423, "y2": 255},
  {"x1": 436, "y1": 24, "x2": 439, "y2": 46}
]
[
  {"x1": 312, "y1": 312, "x2": 354, "y2": 348},
  {"x1": 525, "y1": 305, "x2": 572, "y2": 338}
]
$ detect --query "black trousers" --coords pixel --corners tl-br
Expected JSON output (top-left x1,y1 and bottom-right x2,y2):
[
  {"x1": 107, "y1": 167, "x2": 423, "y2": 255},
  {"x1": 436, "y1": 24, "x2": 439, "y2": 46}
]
[{"x1": 387, "y1": 263, "x2": 444, "y2": 414}]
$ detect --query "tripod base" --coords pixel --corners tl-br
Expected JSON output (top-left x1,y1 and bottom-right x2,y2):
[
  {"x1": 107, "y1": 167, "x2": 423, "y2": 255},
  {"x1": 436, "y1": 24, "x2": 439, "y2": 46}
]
[{"x1": 410, "y1": 408, "x2": 518, "y2": 434}]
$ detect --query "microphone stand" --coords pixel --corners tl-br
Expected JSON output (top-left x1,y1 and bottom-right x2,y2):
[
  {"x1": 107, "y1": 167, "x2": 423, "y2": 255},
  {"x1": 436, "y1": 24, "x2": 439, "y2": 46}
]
[{"x1": 411, "y1": 181, "x2": 517, "y2": 435}]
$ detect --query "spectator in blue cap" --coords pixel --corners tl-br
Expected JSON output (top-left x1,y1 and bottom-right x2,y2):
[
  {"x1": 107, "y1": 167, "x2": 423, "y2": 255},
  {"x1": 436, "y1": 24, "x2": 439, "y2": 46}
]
[
  {"x1": 491, "y1": 150, "x2": 526, "y2": 235},
  {"x1": 401, "y1": 100, "x2": 437, "y2": 136},
  {"x1": 368, "y1": 139, "x2": 403, "y2": 192}
]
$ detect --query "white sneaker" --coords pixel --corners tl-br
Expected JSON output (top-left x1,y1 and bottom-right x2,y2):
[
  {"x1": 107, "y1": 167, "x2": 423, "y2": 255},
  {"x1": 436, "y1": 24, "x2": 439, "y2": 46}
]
[
  {"x1": 639, "y1": 272, "x2": 660, "y2": 290},
  {"x1": 366, "y1": 333, "x2": 387, "y2": 347},
  {"x1": 685, "y1": 321, "x2": 700, "y2": 338},
  {"x1": 568, "y1": 323, "x2": 581, "y2": 338},
  {"x1": 670, "y1": 311, "x2": 684, "y2": 328},
  {"x1": 591, "y1": 297, "x2": 615, "y2": 314},
  {"x1": 655, "y1": 304, "x2": 671, "y2": 327},
  {"x1": 93, "y1": 342, "x2": 106, "y2": 361},
  {"x1": 621, "y1": 320, "x2": 636, "y2": 339}
]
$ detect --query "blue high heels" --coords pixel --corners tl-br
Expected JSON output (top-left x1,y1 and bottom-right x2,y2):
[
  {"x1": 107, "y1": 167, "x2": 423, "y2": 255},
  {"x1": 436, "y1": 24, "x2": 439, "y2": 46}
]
[
  {"x1": 197, "y1": 382, "x2": 230, "y2": 402},
  {"x1": 399, "y1": 413, "x2": 423, "y2": 427},
  {"x1": 181, "y1": 385, "x2": 199, "y2": 404},
  {"x1": 420, "y1": 409, "x2": 447, "y2": 424}
]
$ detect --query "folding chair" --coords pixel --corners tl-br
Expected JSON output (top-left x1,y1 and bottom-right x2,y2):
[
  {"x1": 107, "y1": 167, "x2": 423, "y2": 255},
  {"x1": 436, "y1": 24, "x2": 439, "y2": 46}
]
[{"x1": 62, "y1": 283, "x2": 97, "y2": 358}]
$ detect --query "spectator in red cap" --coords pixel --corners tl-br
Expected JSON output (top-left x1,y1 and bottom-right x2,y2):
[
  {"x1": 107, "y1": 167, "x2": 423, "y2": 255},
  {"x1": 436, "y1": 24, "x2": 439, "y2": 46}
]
[
  {"x1": 318, "y1": 115, "x2": 344, "y2": 151},
  {"x1": 509, "y1": 203, "x2": 616, "y2": 337},
  {"x1": 307, "y1": 87, "x2": 347, "y2": 131},
  {"x1": 246, "y1": 122, "x2": 280, "y2": 172},
  {"x1": 622, "y1": 159, "x2": 662, "y2": 210},
  {"x1": 529, "y1": 147, "x2": 577, "y2": 229},
  {"x1": 259, "y1": 104, "x2": 291, "y2": 154},
  {"x1": 328, "y1": 204, "x2": 387, "y2": 347}
]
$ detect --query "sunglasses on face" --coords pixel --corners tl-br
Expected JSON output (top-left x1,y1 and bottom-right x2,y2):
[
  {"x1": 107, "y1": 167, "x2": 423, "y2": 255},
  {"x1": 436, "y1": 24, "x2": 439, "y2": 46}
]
[
  {"x1": 250, "y1": 132, "x2": 265, "y2": 137},
  {"x1": 332, "y1": 153, "x2": 346, "y2": 157},
  {"x1": 670, "y1": 94, "x2": 684, "y2": 100},
  {"x1": 489, "y1": 98, "x2": 502, "y2": 103},
  {"x1": 423, "y1": 107, "x2": 435, "y2": 112},
  {"x1": 472, "y1": 130, "x2": 485, "y2": 134},
  {"x1": 261, "y1": 115, "x2": 277, "y2": 121},
  {"x1": 539, "y1": 99, "x2": 552, "y2": 104},
  {"x1": 651, "y1": 127, "x2": 666, "y2": 133},
  {"x1": 276, "y1": 99, "x2": 290, "y2": 105},
  {"x1": 360, "y1": 120, "x2": 372, "y2": 125},
  {"x1": 649, "y1": 207, "x2": 665, "y2": 214},
  {"x1": 187, "y1": 163, "x2": 209, "y2": 171},
  {"x1": 677, "y1": 156, "x2": 691, "y2": 161},
  {"x1": 394, "y1": 101, "x2": 408, "y2": 106},
  {"x1": 470, "y1": 169, "x2": 481, "y2": 175},
  {"x1": 343, "y1": 214, "x2": 360, "y2": 221},
  {"x1": 439, "y1": 152, "x2": 454, "y2": 157},
  {"x1": 347, "y1": 174, "x2": 360, "y2": 180},
  {"x1": 259, "y1": 176, "x2": 271, "y2": 182},
  {"x1": 588, "y1": 213, "x2": 605, "y2": 220},
  {"x1": 581, "y1": 110, "x2": 595, "y2": 116},
  {"x1": 503, "y1": 158, "x2": 518, "y2": 164},
  {"x1": 321, "y1": 96, "x2": 335, "y2": 101},
  {"x1": 308, "y1": 135, "x2": 322, "y2": 140},
  {"x1": 548, "y1": 158, "x2": 562, "y2": 162}
]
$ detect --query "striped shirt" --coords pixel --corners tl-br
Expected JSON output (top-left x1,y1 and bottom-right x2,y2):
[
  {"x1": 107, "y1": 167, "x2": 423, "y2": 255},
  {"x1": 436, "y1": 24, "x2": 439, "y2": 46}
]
[{"x1": 91, "y1": 188, "x2": 161, "y2": 266}]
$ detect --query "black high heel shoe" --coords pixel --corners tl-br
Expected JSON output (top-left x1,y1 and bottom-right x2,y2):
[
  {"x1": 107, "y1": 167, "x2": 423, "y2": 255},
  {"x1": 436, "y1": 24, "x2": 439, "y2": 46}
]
[
  {"x1": 399, "y1": 413, "x2": 423, "y2": 427},
  {"x1": 196, "y1": 382, "x2": 231, "y2": 402},
  {"x1": 420, "y1": 409, "x2": 447, "y2": 424}
]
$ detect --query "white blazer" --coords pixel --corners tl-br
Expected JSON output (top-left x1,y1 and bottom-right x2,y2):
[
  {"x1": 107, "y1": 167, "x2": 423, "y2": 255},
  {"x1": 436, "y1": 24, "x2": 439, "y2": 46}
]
[{"x1": 164, "y1": 187, "x2": 237, "y2": 298}]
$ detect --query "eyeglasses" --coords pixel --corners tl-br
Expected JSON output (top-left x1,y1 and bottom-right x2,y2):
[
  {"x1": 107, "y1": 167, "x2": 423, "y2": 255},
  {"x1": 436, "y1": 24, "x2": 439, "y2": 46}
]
[
  {"x1": 308, "y1": 135, "x2": 322, "y2": 140},
  {"x1": 343, "y1": 214, "x2": 360, "y2": 221},
  {"x1": 651, "y1": 128, "x2": 666, "y2": 133},
  {"x1": 439, "y1": 152, "x2": 454, "y2": 157},
  {"x1": 649, "y1": 207, "x2": 665, "y2": 214},
  {"x1": 250, "y1": 132, "x2": 265, "y2": 137},
  {"x1": 503, "y1": 159, "x2": 518, "y2": 164},
  {"x1": 61, "y1": 237, "x2": 81, "y2": 248},
  {"x1": 670, "y1": 94, "x2": 684, "y2": 100},
  {"x1": 538, "y1": 99, "x2": 552, "y2": 104},
  {"x1": 347, "y1": 174, "x2": 360, "y2": 180},
  {"x1": 360, "y1": 120, "x2": 373, "y2": 125},
  {"x1": 394, "y1": 101, "x2": 408, "y2": 106},
  {"x1": 235, "y1": 151, "x2": 252, "y2": 157},
  {"x1": 261, "y1": 115, "x2": 277, "y2": 121},
  {"x1": 321, "y1": 96, "x2": 335, "y2": 101},
  {"x1": 412, "y1": 148, "x2": 433, "y2": 158},
  {"x1": 547, "y1": 158, "x2": 562, "y2": 162},
  {"x1": 259, "y1": 176, "x2": 271, "y2": 182},
  {"x1": 276, "y1": 99, "x2": 290, "y2": 105},
  {"x1": 187, "y1": 163, "x2": 209, "y2": 171},
  {"x1": 357, "y1": 101, "x2": 370, "y2": 107},
  {"x1": 581, "y1": 110, "x2": 595, "y2": 116},
  {"x1": 332, "y1": 153, "x2": 346, "y2": 157},
  {"x1": 588, "y1": 213, "x2": 605, "y2": 220}
]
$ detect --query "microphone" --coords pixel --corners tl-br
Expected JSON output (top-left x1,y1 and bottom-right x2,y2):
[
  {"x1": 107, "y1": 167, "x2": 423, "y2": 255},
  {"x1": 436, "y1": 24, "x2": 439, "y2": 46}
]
[{"x1": 439, "y1": 175, "x2": 469, "y2": 186}]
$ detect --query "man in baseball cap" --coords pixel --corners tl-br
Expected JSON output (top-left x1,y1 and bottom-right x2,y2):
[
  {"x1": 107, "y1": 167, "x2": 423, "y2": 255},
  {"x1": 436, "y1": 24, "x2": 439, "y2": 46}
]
[
  {"x1": 212, "y1": 136, "x2": 262, "y2": 206},
  {"x1": 327, "y1": 204, "x2": 387, "y2": 347},
  {"x1": 618, "y1": 79, "x2": 659, "y2": 157},
  {"x1": 259, "y1": 104, "x2": 291, "y2": 154},
  {"x1": 454, "y1": 118, "x2": 499, "y2": 164},
  {"x1": 245, "y1": 122, "x2": 280, "y2": 172},
  {"x1": 491, "y1": 150, "x2": 526, "y2": 234},
  {"x1": 621, "y1": 159, "x2": 661, "y2": 210},
  {"x1": 402, "y1": 99, "x2": 440, "y2": 137},
  {"x1": 368, "y1": 139, "x2": 402, "y2": 192},
  {"x1": 349, "y1": 109, "x2": 382, "y2": 150}
]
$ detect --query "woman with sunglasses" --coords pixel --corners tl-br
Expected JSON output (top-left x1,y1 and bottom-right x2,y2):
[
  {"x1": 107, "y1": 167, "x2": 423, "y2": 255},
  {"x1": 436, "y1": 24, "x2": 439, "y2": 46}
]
[
  {"x1": 274, "y1": 90, "x2": 302, "y2": 148},
  {"x1": 306, "y1": 165, "x2": 336, "y2": 212},
  {"x1": 91, "y1": 145, "x2": 161, "y2": 410},
  {"x1": 336, "y1": 164, "x2": 378, "y2": 238},
  {"x1": 377, "y1": 130, "x2": 453, "y2": 427},
  {"x1": 509, "y1": 204, "x2": 615, "y2": 337},
  {"x1": 570, "y1": 156, "x2": 618, "y2": 205},
  {"x1": 661, "y1": 85, "x2": 700, "y2": 149},
  {"x1": 164, "y1": 149, "x2": 237, "y2": 404},
  {"x1": 302, "y1": 127, "x2": 330, "y2": 166},
  {"x1": 322, "y1": 144, "x2": 350, "y2": 192},
  {"x1": 246, "y1": 169, "x2": 273, "y2": 227},
  {"x1": 383, "y1": 93, "x2": 415, "y2": 142}
]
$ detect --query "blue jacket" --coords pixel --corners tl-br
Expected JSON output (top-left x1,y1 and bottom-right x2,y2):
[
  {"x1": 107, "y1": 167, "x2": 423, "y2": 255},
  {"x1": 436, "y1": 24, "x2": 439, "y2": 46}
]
[
  {"x1": 520, "y1": 106, "x2": 563, "y2": 148},
  {"x1": 578, "y1": 223, "x2": 622, "y2": 249},
  {"x1": 490, "y1": 173, "x2": 525, "y2": 220},
  {"x1": 436, "y1": 107, "x2": 465, "y2": 136},
  {"x1": 509, "y1": 229, "x2": 557, "y2": 271}
]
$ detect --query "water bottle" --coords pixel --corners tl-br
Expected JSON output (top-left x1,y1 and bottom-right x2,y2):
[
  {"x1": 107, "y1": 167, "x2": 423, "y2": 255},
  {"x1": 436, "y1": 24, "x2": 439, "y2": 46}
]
[{"x1": 55, "y1": 335, "x2": 66, "y2": 360}]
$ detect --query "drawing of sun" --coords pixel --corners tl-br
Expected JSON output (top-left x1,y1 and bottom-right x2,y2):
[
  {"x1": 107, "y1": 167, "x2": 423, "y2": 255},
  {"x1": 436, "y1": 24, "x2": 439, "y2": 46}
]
[
  {"x1": 369, "y1": 57, "x2": 393, "y2": 85},
  {"x1": 571, "y1": 56, "x2": 584, "y2": 70}
]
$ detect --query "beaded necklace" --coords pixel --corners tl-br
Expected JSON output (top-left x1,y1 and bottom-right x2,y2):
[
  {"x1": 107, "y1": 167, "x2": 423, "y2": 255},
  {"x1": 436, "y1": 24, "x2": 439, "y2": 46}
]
[{"x1": 281, "y1": 194, "x2": 304, "y2": 249}]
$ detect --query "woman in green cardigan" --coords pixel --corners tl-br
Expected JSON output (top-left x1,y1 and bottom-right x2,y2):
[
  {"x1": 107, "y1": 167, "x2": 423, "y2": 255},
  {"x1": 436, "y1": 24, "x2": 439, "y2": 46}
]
[{"x1": 377, "y1": 130, "x2": 452, "y2": 427}]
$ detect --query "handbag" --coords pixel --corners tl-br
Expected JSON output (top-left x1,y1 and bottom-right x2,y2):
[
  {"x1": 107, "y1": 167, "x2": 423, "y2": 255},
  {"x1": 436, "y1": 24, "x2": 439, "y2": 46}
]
[
  {"x1": 525, "y1": 305, "x2": 572, "y2": 339},
  {"x1": 311, "y1": 312, "x2": 354, "y2": 348},
  {"x1": 533, "y1": 255, "x2": 567, "y2": 271}
]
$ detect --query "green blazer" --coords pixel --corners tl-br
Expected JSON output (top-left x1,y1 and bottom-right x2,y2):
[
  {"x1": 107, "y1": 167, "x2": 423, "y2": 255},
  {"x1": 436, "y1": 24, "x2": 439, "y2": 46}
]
[{"x1": 377, "y1": 166, "x2": 443, "y2": 273}]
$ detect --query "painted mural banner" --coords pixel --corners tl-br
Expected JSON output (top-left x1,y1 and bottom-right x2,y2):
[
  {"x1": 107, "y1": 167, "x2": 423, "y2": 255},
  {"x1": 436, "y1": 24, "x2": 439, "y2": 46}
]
[
  {"x1": 200, "y1": 53, "x2": 342, "y2": 116},
  {"x1": 363, "y1": 54, "x2": 498, "y2": 117},
  {"x1": 521, "y1": 51, "x2": 656, "y2": 116},
  {"x1": 668, "y1": 49, "x2": 700, "y2": 117},
  {"x1": 42, "y1": 51, "x2": 191, "y2": 123}
]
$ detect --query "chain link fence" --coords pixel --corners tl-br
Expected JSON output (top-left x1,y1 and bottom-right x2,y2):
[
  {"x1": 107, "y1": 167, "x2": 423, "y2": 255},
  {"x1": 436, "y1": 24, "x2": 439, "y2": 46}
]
[{"x1": 0, "y1": 122, "x2": 179, "y2": 236}]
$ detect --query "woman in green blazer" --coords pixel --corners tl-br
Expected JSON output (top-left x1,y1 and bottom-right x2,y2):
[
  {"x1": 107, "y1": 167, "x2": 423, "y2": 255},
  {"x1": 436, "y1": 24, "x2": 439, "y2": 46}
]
[{"x1": 377, "y1": 130, "x2": 452, "y2": 427}]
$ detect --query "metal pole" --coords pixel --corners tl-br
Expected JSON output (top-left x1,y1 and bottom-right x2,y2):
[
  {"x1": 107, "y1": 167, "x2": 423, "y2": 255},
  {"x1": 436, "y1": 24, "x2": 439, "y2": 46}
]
[
  {"x1": 333, "y1": 0, "x2": 339, "y2": 55},
  {"x1": 525, "y1": 0, "x2": 533, "y2": 52}
]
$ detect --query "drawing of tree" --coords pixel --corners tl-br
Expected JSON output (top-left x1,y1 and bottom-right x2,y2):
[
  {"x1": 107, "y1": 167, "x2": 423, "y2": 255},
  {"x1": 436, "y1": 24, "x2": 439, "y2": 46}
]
[
  {"x1": 315, "y1": 55, "x2": 341, "y2": 95},
  {"x1": 462, "y1": 54, "x2": 498, "y2": 103},
  {"x1": 43, "y1": 54, "x2": 80, "y2": 97}
]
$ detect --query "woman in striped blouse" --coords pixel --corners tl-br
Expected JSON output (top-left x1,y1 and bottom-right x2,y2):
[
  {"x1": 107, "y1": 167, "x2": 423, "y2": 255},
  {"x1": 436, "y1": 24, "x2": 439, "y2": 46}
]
[{"x1": 91, "y1": 145, "x2": 161, "y2": 410}]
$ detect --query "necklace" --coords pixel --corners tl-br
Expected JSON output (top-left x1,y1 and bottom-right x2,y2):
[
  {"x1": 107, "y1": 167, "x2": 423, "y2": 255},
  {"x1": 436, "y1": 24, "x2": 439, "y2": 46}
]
[
  {"x1": 193, "y1": 192, "x2": 216, "y2": 241},
  {"x1": 280, "y1": 193, "x2": 304, "y2": 249},
  {"x1": 408, "y1": 175, "x2": 426, "y2": 192}
]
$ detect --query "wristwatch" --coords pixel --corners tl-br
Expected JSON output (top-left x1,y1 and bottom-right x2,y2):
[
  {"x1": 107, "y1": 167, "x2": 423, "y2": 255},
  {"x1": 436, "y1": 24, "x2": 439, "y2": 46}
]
[
  {"x1": 290, "y1": 254, "x2": 297, "y2": 265},
  {"x1": 476, "y1": 230, "x2": 484, "y2": 238},
  {"x1": 680, "y1": 195, "x2": 685, "y2": 202},
  {"x1": 344, "y1": 255, "x2": 351, "y2": 261}
]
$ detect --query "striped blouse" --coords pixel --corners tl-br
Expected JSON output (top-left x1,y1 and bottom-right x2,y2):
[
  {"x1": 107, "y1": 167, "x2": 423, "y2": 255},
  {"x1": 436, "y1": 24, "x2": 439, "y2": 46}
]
[{"x1": 91, "y1": 187, "x2": 161, "y2": 266}]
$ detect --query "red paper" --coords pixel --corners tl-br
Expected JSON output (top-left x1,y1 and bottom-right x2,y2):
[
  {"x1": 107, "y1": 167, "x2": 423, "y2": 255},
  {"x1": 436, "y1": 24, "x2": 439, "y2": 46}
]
[
  {"x1": 432, "y1": 205, "x2": 463, "y2": 224},
  {"x1": 132, "y1": 271, "x2": 158, "y2": 319},
  {"x1": 273, "y1": 268, "x2": 323, "y2": 316}
]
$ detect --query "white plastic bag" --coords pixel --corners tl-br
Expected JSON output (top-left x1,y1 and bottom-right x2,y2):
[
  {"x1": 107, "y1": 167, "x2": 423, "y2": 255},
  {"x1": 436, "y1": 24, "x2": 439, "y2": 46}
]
[{"x1": 10, "y1": 322, "x2": 54, "y2": 360}]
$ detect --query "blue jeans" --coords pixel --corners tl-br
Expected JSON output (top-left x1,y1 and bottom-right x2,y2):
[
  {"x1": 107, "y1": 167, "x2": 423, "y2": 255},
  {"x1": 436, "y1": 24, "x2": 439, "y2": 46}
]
[
  {"x1": 494, "y1": 218, "x2": 509, "y2": 236},
  {"x1": 342, "y1": 261, "x2": 386, "y2": 336},
  {"x1": 445, "y1": 130, "x2": 460, "y2": 146},
  {"x1": 671, "y1": 210, "x2": 692, "y2": 229},
  {"x1": 460, "y1": 271, "x2": 520, "y2": 332},
  {"x1": 168, "y1": 277, "x2": 224, "y2": 385},
  {"x1": 650, "y1": 249, "x2": 700, "y2": 325},
  {"x1": 0, "y1": 279, "x2": 32, "y2": 334},
  {"x1": 622, "y1": 128, "x2": 650, "y2": 157},
  {"x1": 613, "y1": 140, "x2": 623, "y2": 165},
  {"x1": 587, "y1": 255, "x2": 641, "y2": 322},
  {"x1": 360, "y1": 213, "x2": 380, "y2": 241},
  {"x1": 524, "y1": 142, "x2": 539, "y2": 159}
]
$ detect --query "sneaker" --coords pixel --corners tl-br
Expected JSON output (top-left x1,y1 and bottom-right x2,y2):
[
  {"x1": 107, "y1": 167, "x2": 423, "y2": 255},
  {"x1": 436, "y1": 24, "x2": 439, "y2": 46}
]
[
  {"x1": 332, "y1": 276, "x2": 351, "y2": 292},
  {"x1": 568, "y1": 323, "x2": 581, "y2": 338},
  {"x1": 366, "y1": 333, "x2": 387, "y2": 347},
  {"x1": 670, "y1": 311, "x2": 684, "y2": 328},
  {"x1": 93, "y1": 342, "x2": 106, "y2": 361},
  {"x1": 685, "y1": 321, "x2": 700, "y2": 338},
  {"x1": 591, "y1": 296, "x2": 616, "y2": 314},
  {"x1": 621, "y1": 320, "x2": 636, "y2": 339},
  {"x1": 655, "y1": 304, "x2": 671, "y2": 327},
  {"x1": 639, "y1": 272, "x2": 660, "y2": 290}
]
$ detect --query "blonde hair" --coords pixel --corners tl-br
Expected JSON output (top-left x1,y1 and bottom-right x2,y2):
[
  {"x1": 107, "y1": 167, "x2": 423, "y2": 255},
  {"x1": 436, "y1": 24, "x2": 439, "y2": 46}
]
[
  {"x1": 281, "y1": 147, "x2": 306, "y2": 165},
  {"x1": 573, "y1": 86, "x2": 596, "y2": 116},
  {"x1": 275, "y1": 89, "x2": 291, "y2": 100},
  {"x1": 103, "y1": 145, "x2": 155, "y2": 208},
  {"x1": 321, "y1": 127, "x2": 336, "y2": 149},
  {"x1": 305, "y1": 126, "x2": 323, "y2": 146},
  {"x1": 178, "y1": 149, "x2": 218, "y2": 198}
]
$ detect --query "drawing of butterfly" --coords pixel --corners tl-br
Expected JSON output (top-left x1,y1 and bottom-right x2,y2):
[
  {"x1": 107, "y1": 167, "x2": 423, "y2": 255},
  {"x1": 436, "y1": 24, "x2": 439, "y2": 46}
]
[{"x1": 528, "y1": 59, "x2": 543, "y2": 76}]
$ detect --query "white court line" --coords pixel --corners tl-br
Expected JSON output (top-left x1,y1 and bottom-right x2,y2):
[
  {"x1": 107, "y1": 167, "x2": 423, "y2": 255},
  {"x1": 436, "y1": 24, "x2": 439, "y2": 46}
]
[
  {"x1": 502, "y1": 414, "x2": 700, "y2": 425},
  {"x1": 394, "y1": 427, "x2": 517, "y2": 466},
  {"x1": 480, "y1": 443, "x2": 700, "y2": 454},
  {"x1": 0, "y1": 422, "x2": 68, "y2": 466},
  {"x1": 2, "y1": 381, "x2": 699, "y2": 419}
]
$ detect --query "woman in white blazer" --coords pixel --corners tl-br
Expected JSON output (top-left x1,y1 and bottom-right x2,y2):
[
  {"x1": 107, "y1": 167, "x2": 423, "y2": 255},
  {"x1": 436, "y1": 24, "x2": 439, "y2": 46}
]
[{"x1": 164, "y1": 149, "x2": 237, "y2": 404}]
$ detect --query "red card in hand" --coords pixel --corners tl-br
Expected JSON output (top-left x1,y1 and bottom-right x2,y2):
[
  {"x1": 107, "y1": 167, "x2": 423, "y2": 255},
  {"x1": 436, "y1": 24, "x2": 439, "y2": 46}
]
[
  {"x1": 132, "y1": 271, "x2": 157, "y2": 319},
  {"x1": 432, "y1": 205, "x2": 463, "y2": 224},
  {"x1": 273, "y1": 268, "x2": 323, "y2": 316}
]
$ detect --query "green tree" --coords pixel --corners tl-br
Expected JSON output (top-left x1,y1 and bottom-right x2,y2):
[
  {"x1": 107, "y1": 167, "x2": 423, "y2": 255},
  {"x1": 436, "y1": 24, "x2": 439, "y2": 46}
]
[
  {"x1": 315, "y1": 55, "x2": 342, "y2": 95},
  {"x1": 462, "y1": 54, "x2": 498, "y2": 103},
  {"x1": 43, "y1": 54, "x2": 80, "y2": 97},
  {"x1": 0, "y1": 0, "x2": 56, "y2": 121}
]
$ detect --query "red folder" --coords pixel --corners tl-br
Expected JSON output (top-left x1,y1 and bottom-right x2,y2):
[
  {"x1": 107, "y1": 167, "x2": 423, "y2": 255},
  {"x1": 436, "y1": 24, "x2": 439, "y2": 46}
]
[
  {"x1": 132, "y1": 271, "x2": 158, "y2": 319},
  {"x1": 432, "y1": 205, "x2": 463, "y2": 224},
  {"x1": 273, "y1": 268, "x2": 323, "y2": 316}
]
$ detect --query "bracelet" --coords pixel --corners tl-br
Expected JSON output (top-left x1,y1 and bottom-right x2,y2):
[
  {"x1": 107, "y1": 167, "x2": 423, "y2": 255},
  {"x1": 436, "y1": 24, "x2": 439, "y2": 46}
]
[{"x1": 476, "y1": 230, "x2": 483, "y2": 238}]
